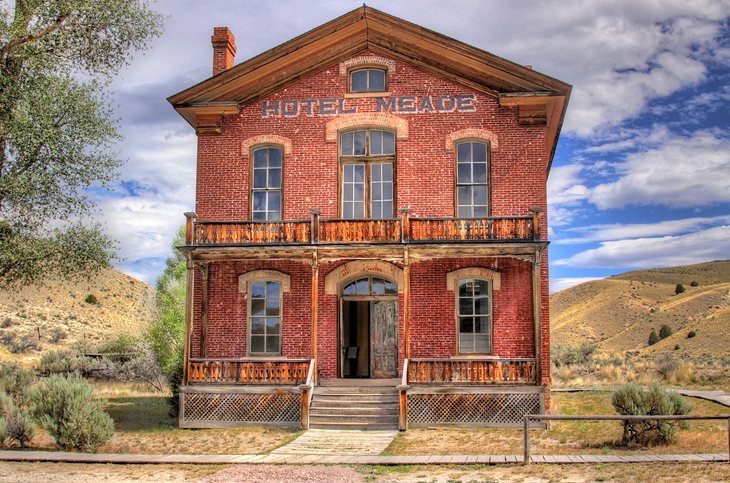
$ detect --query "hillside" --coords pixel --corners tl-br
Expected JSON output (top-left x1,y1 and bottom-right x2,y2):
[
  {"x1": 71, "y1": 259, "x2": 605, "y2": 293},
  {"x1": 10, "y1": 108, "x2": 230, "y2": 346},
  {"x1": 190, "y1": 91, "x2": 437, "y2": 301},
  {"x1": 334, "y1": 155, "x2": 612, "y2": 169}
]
[
  {"x1": 551, "y1": 260, "x2": 730, "y2": 359},
  {"x1": 0, "y1": 267, "x2": 156, "y2": 365}
]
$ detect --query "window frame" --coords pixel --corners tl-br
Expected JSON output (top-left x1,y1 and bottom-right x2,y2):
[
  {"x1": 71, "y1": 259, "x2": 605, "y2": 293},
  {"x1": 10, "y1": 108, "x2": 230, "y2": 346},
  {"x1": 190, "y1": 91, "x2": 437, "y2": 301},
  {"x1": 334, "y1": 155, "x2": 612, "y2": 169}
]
[
  {"x1": 455, "y1": 278, "x2": 493, "y2": 355},
  {"x1": 338, "y1": 128, "x2": 397, "y2": 219},
  {"x1": 347, "y1": 66, "x2": 388, "y2": 94},
  {"x1": 249, "y1": 144, "x2": 284, "y2": 221},
  {"x1": 454, "y1": 140, "x2": 490, "y2": 218},
  {"x1": 247, "y1": 279, "x2": 283, "y2": 356}
]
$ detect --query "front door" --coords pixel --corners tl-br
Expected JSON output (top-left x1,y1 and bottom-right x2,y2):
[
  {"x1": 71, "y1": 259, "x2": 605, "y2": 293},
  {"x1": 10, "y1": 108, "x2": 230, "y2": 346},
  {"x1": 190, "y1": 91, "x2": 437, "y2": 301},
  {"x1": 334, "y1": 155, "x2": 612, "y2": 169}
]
[{"x1": 370, "y1": 300, "x2": 397, "y2": 378}]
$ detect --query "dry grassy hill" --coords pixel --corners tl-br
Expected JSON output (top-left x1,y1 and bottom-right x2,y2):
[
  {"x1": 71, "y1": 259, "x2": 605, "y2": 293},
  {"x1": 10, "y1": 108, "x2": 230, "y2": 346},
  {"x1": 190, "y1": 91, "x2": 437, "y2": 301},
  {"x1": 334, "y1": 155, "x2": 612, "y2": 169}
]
[
  {"x1": 551, "y1": 260, "x2": 730, "y2": 359},
  {"x1": 0, "y1": 267, "x2": 156, "y2": 365}
]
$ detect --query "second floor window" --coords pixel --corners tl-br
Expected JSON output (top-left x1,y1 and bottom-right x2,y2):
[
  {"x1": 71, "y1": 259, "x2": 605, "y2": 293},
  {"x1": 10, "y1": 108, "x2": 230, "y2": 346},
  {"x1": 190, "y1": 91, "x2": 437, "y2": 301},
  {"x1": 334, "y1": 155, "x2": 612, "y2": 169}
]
[
  {"x1": 252, "y1": 146, "x2": 282, "y2": 221},
  {"x1": 456, "y1": 141, "x2": 489, "y2": 217},
  {"x1": 340, "y1": 129, "x2": 395, "y2": 219}
]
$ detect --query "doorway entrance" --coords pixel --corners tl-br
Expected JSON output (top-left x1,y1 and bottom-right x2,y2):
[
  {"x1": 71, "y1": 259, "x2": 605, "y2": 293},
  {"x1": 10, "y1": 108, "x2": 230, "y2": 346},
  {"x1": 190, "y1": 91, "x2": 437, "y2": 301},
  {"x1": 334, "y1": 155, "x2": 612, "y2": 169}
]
[{"x1": 339, "y1": 276, "x2": 398, "y2": 378}]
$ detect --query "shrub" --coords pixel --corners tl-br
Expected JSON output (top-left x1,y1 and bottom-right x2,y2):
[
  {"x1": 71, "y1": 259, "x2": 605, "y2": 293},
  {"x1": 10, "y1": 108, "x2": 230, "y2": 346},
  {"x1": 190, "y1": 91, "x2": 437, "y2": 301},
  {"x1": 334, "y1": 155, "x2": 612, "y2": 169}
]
[
  {"x1": 0, "y1": 392, "x2": 14, "y2": 417},
  {"x1": 551, "y1": 343, "x2": 596, "y2": 368},
  {"x1": 0, "y1": 364, "x2": 34, "y2": 404},
  {"x1": 690, "y1": 281, "x2": 699, "y2": 287},
  {"x1": 657, "y1": 354, "x2": 678, "y2": 379},
  {"x1": 7, "y1": 334, "x2": 39, "y2": 354},
  {"x1": 659, "y1": 324, "x2": 673, "y2": 339},
  {"x1": 0, "y1": 416, "x2": 6, "y2": 447},
  {"x1": 39, "y1": 349, "x2": 99, "y2": 376},
  {"x1": 49, "y1": 328, "x2": 67, "y2": 344},
  {"x1": 674, "y1": 344, "x2": 680, "y2": 350},
  {"x1": 687, "y1": 331, "x2": 697, "y2": 339},
  {"x1": 612, "y1": 383, "x2": 692, "y2": 446},
  {"x1": 98, "y1": 333, "x2": 138, "y2": 363},
  {"x1": 28, "y1": 374, "x2": 114, "y2": 452},
  {"x1": 675, "y1": 284, "x2": 685, "y2": 295},
  {"x1": 84, "y1": 294, "x2": 98, "y2": 305},
  {"x1": 4, "y1": 407, "x2": 36, "y2": 448},
  {"x1": 0, "y1": 318, "x2": 12, "y2": 328},
  {"x1": 647, "y1": 330, "x2": 660, "y2": 346}
]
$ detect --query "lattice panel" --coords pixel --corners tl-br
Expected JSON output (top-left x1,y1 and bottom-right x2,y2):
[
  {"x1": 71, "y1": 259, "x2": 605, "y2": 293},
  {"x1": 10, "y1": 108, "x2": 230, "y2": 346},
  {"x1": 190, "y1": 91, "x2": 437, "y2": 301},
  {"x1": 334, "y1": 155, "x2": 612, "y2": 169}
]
[
  {"x1": 182, "y1": 393, "x2": 300, "y2": 424},
  {"x1": 408, "y1": 393, "x2": 541, "y2": 427}
]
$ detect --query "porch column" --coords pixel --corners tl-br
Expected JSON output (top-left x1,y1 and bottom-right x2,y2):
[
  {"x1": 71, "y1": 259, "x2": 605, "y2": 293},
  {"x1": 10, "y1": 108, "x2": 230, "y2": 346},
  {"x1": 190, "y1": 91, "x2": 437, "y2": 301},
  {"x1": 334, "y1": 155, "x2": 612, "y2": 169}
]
[
  {"x1": 310, "y1": 250, "x2": 319, "y2": 381},
  {"x1": 403, "y1": 247, "x2": 411, "y2": 360},
  {"x1": 182, "y1": 253, "x2": 195, "y2": 385},
  {"x1": 532, "y1": 249, "x2": 543, "y2": 385},
  {"x1": 199, "y1": 262, "x2": 210, "y2": 358}
]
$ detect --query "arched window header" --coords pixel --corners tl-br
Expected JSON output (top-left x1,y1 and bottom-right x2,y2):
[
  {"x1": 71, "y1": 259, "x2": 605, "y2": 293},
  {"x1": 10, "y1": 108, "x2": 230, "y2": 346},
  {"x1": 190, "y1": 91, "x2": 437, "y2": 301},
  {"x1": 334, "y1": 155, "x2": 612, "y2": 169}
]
[
  {"x1": 325, "y1": 113, "x2": 408, "y2": 142},
  {"x1": 238, "y1": 270, "x2": 291, "y2": 294},
  {"x1": 445, "y1": 128, "x2": 499, "y2": 152},
  {"x1": 241, "y1": 135, "x2": 293, "y2": 157},
  {"x1": 446, "y1": 267, "x2": 501, "y2": 291},
  {"x1": 324, "y1": 260, "x2": 404, "y2": 294}
]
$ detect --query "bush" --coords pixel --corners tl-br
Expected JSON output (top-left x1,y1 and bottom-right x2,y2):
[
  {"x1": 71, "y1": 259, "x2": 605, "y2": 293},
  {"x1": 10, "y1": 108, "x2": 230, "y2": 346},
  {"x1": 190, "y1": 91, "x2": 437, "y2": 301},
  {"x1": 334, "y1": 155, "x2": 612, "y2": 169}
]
[
  {"x1": 3, "y1": 407, "x2": 36, "y2": 448},
  {"x1": 551, "y1": 343, "x2": 596, "y2": 368},
  {"x1": 675, "y1": 284, "x2": 685, "y2": 295},
  {"x1": 8, "y1": 334, "x2": 39, "y2": 353},
  {"x1": 0, "y1": 416, "x2": 6, "y2": 447},
  {"x1": 674, "y1": 344, "x2": 680, "y2": 350},
  {"x1": 84, "y1": 294, "x2": 98, "y2": 305},
  {"x1": 39, "y1": 349, "x2": 100, "y2": 376},
  {"x1": 98, "y1": 333, "x2": 138, "y2": 363},
  {"x1": 690, "y1": 281, "x2": 699, "y2": 287},
  {"x1": 687, "y1": 330, "x2": 697, "y2": 339},
  {"x1": 0, "y1": 318, "x2": 12, "y2": 328},
  {"x1": 49, "y1": 328, "x2": 67, "y2": 344},
  {"x1": 612, "y1": 383, "x2": 692, "y2": 446},
  {"x1": 648, "y1": 330, "x2": 660, "y2": 346},
  {"x1": 28, "y1": 374, "x2": 114, "y2": 452},
  {"x1": 0, "y1": 364, "x2": 34, "y2": 404},
  {"x1": 659, "y1": 324, "x2": 673, "y2": 339},
  {"x1": 657, "y1": 354, "x2": 678, "y2": 379}
]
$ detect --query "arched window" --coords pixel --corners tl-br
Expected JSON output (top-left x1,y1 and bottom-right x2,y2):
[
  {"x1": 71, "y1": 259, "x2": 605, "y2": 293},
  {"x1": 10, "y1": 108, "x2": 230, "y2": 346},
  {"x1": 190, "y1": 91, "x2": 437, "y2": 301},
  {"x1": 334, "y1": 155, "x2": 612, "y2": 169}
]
[
  {"x1": 248, "y1": 280, "x2": 282, "y2": 355},
  {"x1": 349, "y1": 68, "x2": 387, "y2": 93},
  {"x1": 456, "y1": 141, "x2": 489, "y2": 217},
  {"x1": 457, "y1": 279, "x2": 492, "y2": 354},
  {"x1": 340, "y1": 129, "x2": 395, "y2": 219},
  {"x1": 251, "y1": 146, "x2": 282, "y2": 221},
  {"x1": 342, "y1": 276, "x2": 397, "y2": 297}
]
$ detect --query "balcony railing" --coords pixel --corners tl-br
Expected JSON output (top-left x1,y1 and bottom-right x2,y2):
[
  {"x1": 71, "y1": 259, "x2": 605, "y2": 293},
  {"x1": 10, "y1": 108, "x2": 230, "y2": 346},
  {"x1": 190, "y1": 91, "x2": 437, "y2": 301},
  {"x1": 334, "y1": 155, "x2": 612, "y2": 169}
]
[
  {"x1": 185, "y1": 209, "x2": 542, "y2": 247},
  {"x1": 187, "y1": 358, "x2": 310, "y2": 385},
  {"x1": 407, "y1": 358, "x2": 537, "y2": 385}
]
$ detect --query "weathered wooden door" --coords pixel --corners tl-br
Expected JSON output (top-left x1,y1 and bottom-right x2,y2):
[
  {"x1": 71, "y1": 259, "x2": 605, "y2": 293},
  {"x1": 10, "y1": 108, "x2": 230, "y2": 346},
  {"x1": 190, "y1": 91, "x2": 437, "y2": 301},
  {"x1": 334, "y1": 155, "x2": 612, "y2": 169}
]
[{"x1": 370, "y1": 300, "x2": 397, "y2": 378}]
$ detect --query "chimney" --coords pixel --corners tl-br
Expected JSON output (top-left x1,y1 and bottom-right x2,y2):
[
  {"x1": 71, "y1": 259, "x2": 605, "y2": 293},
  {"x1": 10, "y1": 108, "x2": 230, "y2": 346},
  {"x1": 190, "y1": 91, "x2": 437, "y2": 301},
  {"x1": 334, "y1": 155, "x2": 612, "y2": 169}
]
[{"x1": 211, "y1": 27, "x2": 236, "y2": 76}]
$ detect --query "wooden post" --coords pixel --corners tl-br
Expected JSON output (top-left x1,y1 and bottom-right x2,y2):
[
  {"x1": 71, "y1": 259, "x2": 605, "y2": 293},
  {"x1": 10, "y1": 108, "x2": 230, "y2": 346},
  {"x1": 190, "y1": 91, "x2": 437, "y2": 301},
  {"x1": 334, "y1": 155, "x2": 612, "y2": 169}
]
[
  {"x1": 403, "y1": 247, "x2": 411, "y2": 360},
  {"x1": 399, "y1": 207, "x2": 411, "y2": 242},
  {"x1": 300, "y1": 386, "x2": 310, "y2": 429},
  {"x1": 184, "y1": 212, "x2": 196, "y2": 245},
  {"x1": 529, "y1": 206, "x2": 542, "y2": 241},
  {"x1": 532, "y1": 249, "x2": 543, "y2": 386},
  {"x1": 199, "y1": 262, "x2": 210, "y2": 358},
  {"x1": 523, "y1": 415, "x2": 530, "y2": 465},
  {"x1": 182, "y1": 253, "x2": 195, "y2": 386},
  {"x1": 310, "y1": 209, "x2": 320, "y2": 244},
  {"x1": 310, "y1": 251, "x2": 319, "y2": 382},
  {"x1": 727, "y1": 417, "x2": 729, "y2": 463}
]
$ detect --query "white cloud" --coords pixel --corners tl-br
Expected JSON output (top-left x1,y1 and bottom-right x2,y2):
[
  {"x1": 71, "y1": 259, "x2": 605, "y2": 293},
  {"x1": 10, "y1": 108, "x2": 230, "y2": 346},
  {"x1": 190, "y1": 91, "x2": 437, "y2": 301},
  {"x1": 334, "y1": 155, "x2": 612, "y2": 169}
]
[
  {"x1": 554, "y1": 225, "x2": 730, "y2": 269},
  {"x1": 550, "y1": 277, "x2": 602, "y2": 293},
  {"x1": 589, "y1": 130, "x2": 730, "y2": 209},
  {"x1": 557, "y1": 215, "x2": 730, "y2": 244}
]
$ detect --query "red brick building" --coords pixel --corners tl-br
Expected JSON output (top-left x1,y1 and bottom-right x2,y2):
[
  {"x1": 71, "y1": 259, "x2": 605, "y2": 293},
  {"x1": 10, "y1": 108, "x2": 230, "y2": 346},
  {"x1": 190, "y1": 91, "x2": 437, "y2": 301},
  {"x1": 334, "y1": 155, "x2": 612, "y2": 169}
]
[{"x1": 169, "y1": 7, "x2": 570, "y2": 430}]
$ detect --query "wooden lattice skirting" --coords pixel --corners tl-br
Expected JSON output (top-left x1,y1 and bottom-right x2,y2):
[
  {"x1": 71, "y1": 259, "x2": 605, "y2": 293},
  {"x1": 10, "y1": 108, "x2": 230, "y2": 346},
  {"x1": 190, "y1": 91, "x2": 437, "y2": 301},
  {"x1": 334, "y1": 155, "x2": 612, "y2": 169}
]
[
  {"x1": 179, "y1": 385, "x2": 300, "y2": 428},
  {"x1": 408, "y1": 387, "x2": 545, "y2": 428}
]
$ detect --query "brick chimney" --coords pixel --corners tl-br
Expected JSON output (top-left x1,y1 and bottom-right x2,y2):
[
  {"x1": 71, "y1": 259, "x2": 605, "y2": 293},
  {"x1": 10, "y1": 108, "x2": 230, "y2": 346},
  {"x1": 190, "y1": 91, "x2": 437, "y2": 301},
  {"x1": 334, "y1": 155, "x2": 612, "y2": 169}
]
[{"x1": 211, "y1": 27, "x2": 236, "y2": 76}]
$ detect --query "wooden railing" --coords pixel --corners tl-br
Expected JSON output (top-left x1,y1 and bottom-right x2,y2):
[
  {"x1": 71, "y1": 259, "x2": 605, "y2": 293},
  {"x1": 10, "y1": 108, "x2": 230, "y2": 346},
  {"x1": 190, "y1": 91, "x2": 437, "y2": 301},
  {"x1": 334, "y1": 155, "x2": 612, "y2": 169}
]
[
  {"x1": 398, "y1": 358, "x2": 409, "y2": 431},
  {"x1": 407, "y1": 358, "x2": 537, "y2": 384},
  {"x1": 299, "y1": 359, "x2": 316, "y2": 429},
  {"x1": 187, "y1": 358, "x2": 310, "y2": 385},
  {"x1": 185, "y1": 209, "x2": 541, "y2": 246}
]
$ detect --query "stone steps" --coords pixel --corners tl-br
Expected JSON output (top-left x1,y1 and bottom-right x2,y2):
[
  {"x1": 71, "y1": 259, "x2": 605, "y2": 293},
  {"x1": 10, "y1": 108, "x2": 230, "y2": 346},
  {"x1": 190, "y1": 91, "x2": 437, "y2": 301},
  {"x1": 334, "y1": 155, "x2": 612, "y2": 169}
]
[{"x1": 309, "y1": 380, "x2": 400, "y2": 430}]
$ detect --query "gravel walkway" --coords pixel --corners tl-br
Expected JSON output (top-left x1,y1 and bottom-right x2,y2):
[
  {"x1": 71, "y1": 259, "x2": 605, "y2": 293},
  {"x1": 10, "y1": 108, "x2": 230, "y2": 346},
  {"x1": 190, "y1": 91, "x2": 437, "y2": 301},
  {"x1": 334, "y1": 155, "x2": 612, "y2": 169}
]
[{"x1": 199, "y1": 464, "x2": 364, "y2": 482}]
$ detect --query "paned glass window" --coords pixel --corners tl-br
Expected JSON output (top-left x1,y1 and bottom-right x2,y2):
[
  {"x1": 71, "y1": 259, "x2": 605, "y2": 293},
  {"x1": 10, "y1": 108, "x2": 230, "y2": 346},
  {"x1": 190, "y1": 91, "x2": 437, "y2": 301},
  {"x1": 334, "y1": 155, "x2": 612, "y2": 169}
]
[
  {"x1": 457, "y1": 279, "x2": 491, "y2": 353},
  {"x1": 456, "y1": 141, "x2": 488, "y2": 217},
  {"x1": 342, "y1": 277, "x2": 397, "y2": 296},
  {"x1": 252, "y1": 146, "x2": 282, "y2": 221},
  {"x1": 249, "y1": 281, "x2": 281, "y2": 355},
  {"x1": 350, "y1": 68, "x2": 387, "y2": 93}
]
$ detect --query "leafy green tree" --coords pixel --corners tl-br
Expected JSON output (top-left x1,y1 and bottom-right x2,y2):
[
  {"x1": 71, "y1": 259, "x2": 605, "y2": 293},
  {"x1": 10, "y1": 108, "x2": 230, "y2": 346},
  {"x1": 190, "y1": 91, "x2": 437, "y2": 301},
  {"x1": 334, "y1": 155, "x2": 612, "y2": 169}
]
[
  {"x1": 648, "y1": 329, "x2": 660, "y2": 346},
  {"x1": 659, "y1": 324, "x2": 673, "y2": 340},
  {"x1": 148, "y1": 226, "x2": 186, "y2": 416},
  {"x1": 0, "y1": 0, "x2": 162, "y2": 288},
  {"x1": 675, "y1": 284, "x2": 685, "y2": 295}
]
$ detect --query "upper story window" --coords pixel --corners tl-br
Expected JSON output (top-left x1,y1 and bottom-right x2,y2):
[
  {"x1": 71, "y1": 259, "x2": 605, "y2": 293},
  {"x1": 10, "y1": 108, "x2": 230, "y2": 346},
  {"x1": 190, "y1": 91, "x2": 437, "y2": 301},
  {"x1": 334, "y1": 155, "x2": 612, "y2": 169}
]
[
  {"x1": 349, "y1": 68, "x2": 387, "y2": 93},
  {"x1": 457, "y1": 279, "x2": 492, "y2": 354},
  {"x1": 248, "y1": 280, "x2": 281, "y2": 355},
  {"x1": 340, "y1": 129, "x2": 395, "y2": 219},
  {"x1": 251, "y1": 146, "x2": 282, "y2": 221},
  {"x1": 342, "y1": 276, "x2": 397, "y2": 297},
  {"x1": 456, "y1": 141, "x2": 489, "y2": 218}
]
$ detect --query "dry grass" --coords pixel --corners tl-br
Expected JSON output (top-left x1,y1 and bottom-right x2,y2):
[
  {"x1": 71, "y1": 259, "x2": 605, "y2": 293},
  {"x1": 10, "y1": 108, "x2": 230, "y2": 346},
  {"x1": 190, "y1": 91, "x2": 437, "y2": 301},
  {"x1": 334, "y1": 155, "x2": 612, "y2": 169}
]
[
  {"x1": 0, "y1": 462, "x2": 225, "y2": 482},
  {"x1": 384, "y1": 392, "x2": 730, "y2": 456}
]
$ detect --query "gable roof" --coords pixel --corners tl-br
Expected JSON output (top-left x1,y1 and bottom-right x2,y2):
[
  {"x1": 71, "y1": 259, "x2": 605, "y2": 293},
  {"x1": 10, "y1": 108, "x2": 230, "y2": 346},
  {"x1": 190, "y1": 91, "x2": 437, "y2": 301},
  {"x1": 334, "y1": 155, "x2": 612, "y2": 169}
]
[{"x1": 168, "y1": 6, "x2": 571, "y2": 169}]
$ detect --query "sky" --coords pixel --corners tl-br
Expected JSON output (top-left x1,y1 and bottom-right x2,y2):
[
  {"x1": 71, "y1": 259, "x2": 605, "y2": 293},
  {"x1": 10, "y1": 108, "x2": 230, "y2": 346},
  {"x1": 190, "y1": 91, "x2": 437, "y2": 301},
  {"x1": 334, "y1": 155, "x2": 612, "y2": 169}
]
[{"x1": 100, "y1": 0, "x2": 730, "y2": 292}]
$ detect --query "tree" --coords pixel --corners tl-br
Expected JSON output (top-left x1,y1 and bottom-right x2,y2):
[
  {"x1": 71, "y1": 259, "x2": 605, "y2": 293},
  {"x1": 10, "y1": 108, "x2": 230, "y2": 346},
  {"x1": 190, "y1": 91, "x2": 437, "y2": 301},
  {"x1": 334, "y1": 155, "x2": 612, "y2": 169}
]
[
  {"x1": 0, "y1": 1, "x2": 162, "y2": 288},
  {"x1": 148, "y1": 226, "x2": 186, "y2": 416},
  {"x1": 648, "y1": 329, "x2": 660, "y2": 346},
  {"x1": 659, "y1": 324, "x2": 673, "y2": 340},
  {"x1": 675, "y1": 284, "x2": 685, "y2": 295}
]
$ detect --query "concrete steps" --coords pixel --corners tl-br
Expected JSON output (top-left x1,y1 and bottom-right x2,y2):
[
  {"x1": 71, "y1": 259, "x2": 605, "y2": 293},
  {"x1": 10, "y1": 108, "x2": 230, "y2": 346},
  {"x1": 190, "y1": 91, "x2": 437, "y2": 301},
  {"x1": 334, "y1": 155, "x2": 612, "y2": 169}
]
[{"x1": 309, "y1": 381, "x2": 399, "y2": 430}]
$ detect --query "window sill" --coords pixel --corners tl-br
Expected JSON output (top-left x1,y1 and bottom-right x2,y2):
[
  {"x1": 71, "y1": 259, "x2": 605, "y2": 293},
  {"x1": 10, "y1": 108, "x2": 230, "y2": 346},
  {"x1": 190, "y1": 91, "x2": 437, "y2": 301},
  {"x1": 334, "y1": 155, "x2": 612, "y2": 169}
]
[
  {"x1": 345, "y1": 91, "x2": 391, "y2": 99},
  {"x1": 452, "y1": 354, "x2": 498, "y2": 359}
]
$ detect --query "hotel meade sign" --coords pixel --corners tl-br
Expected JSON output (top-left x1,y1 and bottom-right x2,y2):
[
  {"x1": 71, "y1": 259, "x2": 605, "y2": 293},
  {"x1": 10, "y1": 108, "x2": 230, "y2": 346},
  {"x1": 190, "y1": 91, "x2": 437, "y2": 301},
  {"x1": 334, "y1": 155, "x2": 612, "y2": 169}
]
[{"x1": 262, "y1": 94, "x2": 476, "y2": 118}]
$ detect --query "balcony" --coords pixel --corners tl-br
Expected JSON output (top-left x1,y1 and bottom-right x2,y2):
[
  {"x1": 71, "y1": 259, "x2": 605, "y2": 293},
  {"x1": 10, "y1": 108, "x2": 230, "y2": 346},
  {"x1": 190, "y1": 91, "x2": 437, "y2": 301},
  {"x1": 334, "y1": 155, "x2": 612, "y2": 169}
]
[{"x1": 184, "y1": 209, "x2": 542, "y2": 247}]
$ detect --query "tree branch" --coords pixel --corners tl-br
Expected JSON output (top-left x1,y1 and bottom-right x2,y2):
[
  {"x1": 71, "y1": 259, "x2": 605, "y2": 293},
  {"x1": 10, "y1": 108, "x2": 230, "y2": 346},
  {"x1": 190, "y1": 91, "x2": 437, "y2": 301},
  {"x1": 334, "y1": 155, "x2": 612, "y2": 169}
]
[{"x1": 0, "y1": 12, "x2": 72, "y2": 61}]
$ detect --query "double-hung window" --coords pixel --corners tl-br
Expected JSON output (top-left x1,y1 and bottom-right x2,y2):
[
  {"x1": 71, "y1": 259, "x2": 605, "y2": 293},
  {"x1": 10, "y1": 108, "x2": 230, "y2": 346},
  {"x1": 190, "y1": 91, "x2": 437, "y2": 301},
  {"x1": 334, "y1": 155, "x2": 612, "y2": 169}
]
[
  {"x1": 456, "y1": 141, "x2": 489, "y2": 217},
  {"x1": 457, "y1": 279, "x2": 492, "y2": 354},
  {"x1": 349, "y1": 68, "x2": 387, "y2": 93},
  {"x1": 248, "y1": 280, "x2": 281, "y2": 355},
  {"x1": 252, "y1": 146, "x2": 282, "y2": 221},
  {"x1": 340, "y1": 129, "x2": 395, "y2": 219}
]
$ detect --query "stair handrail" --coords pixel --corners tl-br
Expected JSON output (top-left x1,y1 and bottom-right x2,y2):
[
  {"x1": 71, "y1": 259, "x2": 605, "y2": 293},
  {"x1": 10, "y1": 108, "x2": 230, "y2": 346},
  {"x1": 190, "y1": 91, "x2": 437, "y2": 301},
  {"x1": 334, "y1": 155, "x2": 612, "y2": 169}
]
[
  {"x1": 397, "y1": 358, "x2": 409, "y2": 431},
  {"x1": 299, "y1": 358, "x2": 315, "y2": 429}
]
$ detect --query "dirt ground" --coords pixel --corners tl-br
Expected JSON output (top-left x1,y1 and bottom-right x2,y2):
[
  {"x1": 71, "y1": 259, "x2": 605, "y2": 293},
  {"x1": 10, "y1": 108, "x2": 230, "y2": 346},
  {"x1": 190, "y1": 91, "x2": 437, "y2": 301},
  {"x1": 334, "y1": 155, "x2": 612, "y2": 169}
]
[{"x1": 1, "y1": 462, "x2": 729, "y2": 483}]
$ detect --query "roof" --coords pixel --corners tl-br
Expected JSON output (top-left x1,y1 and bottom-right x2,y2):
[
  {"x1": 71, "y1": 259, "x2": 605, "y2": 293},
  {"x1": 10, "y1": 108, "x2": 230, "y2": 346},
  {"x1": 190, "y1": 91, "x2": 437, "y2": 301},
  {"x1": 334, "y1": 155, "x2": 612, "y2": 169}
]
[{"x1": 168, "y1": 6, "x2": 571, "y2": 169}]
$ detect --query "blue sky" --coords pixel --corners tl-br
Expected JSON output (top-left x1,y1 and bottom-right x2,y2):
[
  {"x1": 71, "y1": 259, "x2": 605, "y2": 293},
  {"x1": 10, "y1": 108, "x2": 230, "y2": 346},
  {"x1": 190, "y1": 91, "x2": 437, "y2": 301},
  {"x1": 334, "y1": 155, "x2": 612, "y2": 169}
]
[{"x1": 100, "y1": 0, "x2": 730, "y2": 292}]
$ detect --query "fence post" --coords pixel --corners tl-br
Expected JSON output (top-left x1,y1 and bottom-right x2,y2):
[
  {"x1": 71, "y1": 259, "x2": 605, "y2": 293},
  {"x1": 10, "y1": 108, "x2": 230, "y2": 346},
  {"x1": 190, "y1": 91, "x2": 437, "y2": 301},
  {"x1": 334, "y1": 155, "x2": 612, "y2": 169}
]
[
  {"x1": 310, "y1": 209, "x2": 320, "y2": 244},
  {"x1": 184, "y1": 212, "x2": 196, "y2": 244},
  {"x1": 399, "y1": 207, "x2": 411, "y2": 243},
  {"x1": 523, "y1": 415, "x2": 530, "y2": 465},
  {"x1": 529, "y1": 206, "x2": 542, "y2": 241}
]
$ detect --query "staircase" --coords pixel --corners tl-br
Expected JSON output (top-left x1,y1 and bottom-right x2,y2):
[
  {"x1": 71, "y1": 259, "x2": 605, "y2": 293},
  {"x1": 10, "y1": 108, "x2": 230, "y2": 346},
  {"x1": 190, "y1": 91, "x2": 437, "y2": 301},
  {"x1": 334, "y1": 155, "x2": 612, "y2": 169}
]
[{"x1": 309, "y1": 379, "x2": 400, "y2": 430}]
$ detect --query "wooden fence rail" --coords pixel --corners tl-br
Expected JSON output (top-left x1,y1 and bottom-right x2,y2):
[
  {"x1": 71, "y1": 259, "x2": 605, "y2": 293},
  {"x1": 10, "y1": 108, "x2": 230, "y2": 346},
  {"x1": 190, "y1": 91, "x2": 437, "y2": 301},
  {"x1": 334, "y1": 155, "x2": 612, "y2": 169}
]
[
  {"x1": 523, "y1": 414, "x2": 730, "y2": 465},
  {"x1": 408, "y1": 358, "x2": 536, "y2": 384},
  {"x1": 187, "y1": 358, "x2": 310, "y2": 385}
]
